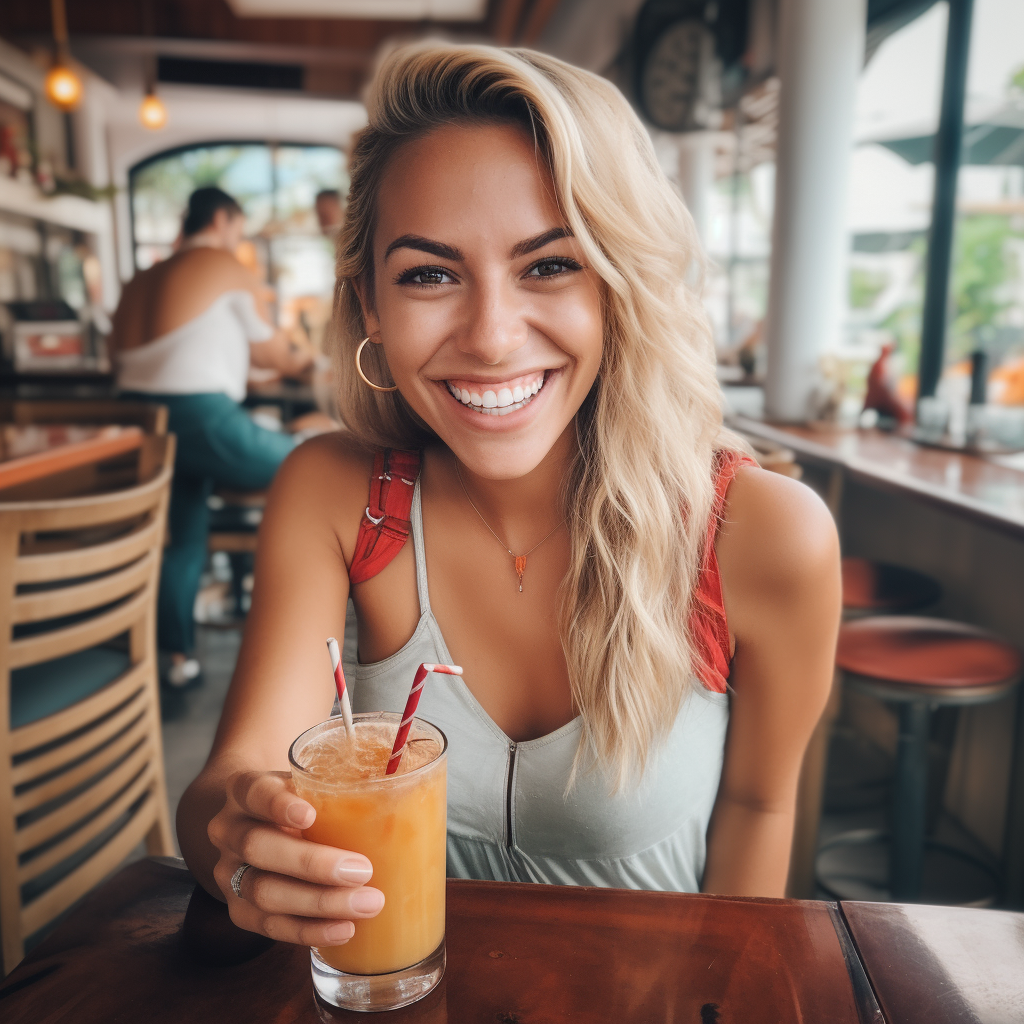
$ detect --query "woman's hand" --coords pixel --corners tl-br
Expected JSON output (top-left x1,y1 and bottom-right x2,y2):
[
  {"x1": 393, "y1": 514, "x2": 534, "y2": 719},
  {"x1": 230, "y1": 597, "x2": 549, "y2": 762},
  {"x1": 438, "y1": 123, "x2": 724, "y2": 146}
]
[{"x1": 208, "y1": 769, "x2": 385, "y2": 946}]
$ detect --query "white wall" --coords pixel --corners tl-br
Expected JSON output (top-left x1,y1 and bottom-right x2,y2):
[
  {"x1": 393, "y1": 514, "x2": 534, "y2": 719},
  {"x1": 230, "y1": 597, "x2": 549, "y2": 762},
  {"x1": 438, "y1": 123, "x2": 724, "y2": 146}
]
[{"x1": 103, "y1": 84, "x2": 367, "y2": 285}]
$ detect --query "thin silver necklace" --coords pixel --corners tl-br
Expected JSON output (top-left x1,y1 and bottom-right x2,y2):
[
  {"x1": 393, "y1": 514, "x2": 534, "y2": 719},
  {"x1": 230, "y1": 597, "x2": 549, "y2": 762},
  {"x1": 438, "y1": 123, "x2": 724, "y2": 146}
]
[{"x1": 454, "y1": 459, "x2": 565, "y2": 593}]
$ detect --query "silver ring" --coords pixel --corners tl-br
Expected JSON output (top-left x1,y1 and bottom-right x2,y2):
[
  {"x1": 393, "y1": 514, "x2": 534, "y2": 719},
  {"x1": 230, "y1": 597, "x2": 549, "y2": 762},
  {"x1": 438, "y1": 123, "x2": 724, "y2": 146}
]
[{"x1": 230, "y1": 862, "x2": 253, "y2": 899}]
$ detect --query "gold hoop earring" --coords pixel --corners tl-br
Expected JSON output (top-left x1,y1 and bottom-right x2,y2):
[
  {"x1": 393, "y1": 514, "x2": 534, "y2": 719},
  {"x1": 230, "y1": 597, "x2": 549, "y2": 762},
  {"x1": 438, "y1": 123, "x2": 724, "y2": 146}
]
[{"x1": 355, "y1": 336, "x2": 399, "y2": 393}]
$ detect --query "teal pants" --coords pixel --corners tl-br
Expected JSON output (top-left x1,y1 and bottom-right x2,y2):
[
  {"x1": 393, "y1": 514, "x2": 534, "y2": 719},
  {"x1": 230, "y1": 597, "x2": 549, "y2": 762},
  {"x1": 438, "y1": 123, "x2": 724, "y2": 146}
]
[{"x1": 123, "y1": 392, "x2": 295, "y2": 654}]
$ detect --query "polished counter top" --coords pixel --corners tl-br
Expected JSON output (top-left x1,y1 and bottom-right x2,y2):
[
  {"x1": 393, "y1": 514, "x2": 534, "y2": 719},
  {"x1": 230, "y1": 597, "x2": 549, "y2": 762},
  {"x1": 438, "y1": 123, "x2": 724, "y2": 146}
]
[{"x1": 732, "y1": 416, "x2": 1024, "y2": 539}]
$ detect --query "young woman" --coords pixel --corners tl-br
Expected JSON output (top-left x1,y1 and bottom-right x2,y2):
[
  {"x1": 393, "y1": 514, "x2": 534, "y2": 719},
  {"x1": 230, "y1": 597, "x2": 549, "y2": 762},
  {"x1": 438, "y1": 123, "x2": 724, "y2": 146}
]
[{"x1": 177, "y1": 42, "x2": 840, "y2": 948}]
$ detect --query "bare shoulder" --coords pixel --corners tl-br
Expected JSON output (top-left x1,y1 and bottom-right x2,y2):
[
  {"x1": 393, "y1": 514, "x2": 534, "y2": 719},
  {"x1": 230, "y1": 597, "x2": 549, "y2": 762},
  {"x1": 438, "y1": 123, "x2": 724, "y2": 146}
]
[
  {"x1": 264, "y1": 432, "x2": 374, "y2": 563},
  {"x1": 716, "y1": 464, "x2": 840, "y2": 609},
  {"x1": 169, "y1": 247, "x2": 256, "y2": 291}
]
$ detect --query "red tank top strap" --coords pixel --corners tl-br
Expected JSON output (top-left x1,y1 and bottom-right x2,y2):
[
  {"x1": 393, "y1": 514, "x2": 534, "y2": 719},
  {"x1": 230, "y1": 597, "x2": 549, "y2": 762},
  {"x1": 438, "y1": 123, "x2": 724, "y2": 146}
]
[
  {"x1": 690, "y1": 449, "x2": 758, "y2": 693},
  {"x1": 349, "y1": 449, "x2": 421, "y2": 585},
  {"x1": 348, "y1": 446, "x2": 753, "y2": 690}
]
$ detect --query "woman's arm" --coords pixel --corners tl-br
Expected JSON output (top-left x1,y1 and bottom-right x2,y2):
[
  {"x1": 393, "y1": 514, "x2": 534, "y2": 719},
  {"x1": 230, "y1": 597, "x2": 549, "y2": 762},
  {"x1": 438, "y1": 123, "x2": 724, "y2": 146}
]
[
  {"x1": 247, "y1": 281, "x2": 318, "y2": 378},
  {"x1": 249, "y1": 327, "x2": 319, "y2": 378},
  {"x1": 176, "y1": 434, "x2": 382, "y2": 945},
  {"x1": 702, "y1": 466, "x2": 841, "y2": 897}
]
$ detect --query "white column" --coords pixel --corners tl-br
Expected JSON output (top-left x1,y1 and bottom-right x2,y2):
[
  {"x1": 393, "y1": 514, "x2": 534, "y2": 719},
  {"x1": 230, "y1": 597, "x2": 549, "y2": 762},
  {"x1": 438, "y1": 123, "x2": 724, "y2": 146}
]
[
  {"x1": 677, "y1": 132, "x2": 717, "y2": 245},
  {"x1": 763, "y1": 0, "x2": 866, "y2": 421}
]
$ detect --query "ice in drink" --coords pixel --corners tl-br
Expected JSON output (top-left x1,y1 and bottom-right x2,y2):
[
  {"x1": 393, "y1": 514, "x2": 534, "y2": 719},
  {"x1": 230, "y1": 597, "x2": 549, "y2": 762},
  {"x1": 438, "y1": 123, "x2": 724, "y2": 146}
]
[{"x1": 290, "y1": 714, "x2": 447, "y2": 978}]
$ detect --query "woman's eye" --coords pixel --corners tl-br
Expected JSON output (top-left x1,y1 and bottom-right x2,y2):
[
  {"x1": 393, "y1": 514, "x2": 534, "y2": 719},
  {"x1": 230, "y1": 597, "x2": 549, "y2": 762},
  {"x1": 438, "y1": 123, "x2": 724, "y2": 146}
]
[
  {"x1": 397, "y1": 266, "x2": 454, "y2": 286},
  {"x1": 525, "y1": 258, "x2": 582, "y2": 279}
]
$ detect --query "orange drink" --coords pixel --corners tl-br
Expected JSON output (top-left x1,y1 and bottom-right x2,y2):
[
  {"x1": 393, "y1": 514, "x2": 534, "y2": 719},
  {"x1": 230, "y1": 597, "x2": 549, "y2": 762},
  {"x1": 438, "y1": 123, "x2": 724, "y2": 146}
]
[{"x1": 289, "y1": 712, "x2": 447, "y2": 1011}]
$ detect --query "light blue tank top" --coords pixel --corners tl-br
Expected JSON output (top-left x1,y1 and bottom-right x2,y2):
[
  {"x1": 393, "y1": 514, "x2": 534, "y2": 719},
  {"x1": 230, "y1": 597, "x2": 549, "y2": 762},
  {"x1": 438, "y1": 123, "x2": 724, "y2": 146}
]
[{"x1": 350, "y1": 479, "x2": 730, "y2": 892}]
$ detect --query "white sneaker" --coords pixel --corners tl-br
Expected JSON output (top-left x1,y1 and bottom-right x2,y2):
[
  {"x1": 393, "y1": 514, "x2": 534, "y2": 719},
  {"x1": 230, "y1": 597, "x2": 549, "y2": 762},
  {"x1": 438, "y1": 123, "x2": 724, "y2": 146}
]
[{"x1": 164, "y1": 658, "x2": 202, "y2": 689}]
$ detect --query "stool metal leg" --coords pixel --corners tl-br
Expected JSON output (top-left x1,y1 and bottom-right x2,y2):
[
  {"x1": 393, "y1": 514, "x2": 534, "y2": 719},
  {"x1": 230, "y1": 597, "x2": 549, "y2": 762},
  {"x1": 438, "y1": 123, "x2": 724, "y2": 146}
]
[{"x1": 891, "y1": 700, "x2": 931, "y2": 900}]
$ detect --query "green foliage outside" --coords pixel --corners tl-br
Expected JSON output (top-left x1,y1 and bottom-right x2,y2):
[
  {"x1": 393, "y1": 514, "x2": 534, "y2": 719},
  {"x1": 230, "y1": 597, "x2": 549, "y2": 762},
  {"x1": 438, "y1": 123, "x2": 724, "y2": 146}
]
[
  {"x1": 870, "y1": 216, "x2": 1023, "y2": 373},
  {"x1": 862, "y1": 63, "x2": 1024, "y2": 377},
  {"x1": 849, "y1": 267, "x2": 890, "y2": 310},
  {"x1": 948, "y1": 214, "x2": 1022, "y2": 361}
]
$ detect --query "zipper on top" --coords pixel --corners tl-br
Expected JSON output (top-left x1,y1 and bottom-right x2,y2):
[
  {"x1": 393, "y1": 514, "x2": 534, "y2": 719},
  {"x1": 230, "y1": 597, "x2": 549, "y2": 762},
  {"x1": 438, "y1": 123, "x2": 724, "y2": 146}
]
[{"x1": 505, "y1": 740, "x2": 517, "y2": 851}]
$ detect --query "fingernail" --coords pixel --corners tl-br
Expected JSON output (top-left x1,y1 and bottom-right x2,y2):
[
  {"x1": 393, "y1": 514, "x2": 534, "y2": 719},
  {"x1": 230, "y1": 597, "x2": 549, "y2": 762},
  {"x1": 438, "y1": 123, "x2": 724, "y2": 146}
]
[
  {"x1": 350, "y1": 889, "x2": 385, "y2": 915},
  {"x1": 334, "y1": 857, "x2": 372, "y2": 884},
  {"x1": 325, "y1": 922, "x2": 355, "y2": 943},
  {"x1": 286, "y1": 804, "x2": 312, "y2": 827}
]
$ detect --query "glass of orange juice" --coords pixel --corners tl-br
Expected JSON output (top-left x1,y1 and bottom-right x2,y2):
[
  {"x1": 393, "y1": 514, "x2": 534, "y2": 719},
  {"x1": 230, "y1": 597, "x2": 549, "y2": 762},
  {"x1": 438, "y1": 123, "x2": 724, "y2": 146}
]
[{"x1": 289, "y1": 711, "x2": 448, "y2": 1011}]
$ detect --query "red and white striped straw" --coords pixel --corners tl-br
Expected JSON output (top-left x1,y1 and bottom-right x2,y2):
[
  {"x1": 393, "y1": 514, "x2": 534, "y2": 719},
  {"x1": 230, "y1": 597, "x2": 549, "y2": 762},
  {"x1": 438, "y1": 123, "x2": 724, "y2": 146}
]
[
  {"x1": 326, "y1": 637, "x2": 354, "y2": 739},
  {"x1": 386, "y1": 662, "x2": 461, "y2": 775}
]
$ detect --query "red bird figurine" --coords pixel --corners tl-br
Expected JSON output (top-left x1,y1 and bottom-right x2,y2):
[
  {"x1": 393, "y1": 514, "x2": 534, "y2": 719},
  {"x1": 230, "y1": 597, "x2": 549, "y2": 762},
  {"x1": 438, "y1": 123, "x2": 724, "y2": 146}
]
[{"x1": 864, "y1": 343, "x2": 913, "y2": 426}]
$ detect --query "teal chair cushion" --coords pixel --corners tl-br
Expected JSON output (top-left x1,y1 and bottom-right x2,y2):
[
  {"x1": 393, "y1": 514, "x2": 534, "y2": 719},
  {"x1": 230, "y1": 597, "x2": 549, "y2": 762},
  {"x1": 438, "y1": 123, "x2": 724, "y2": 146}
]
[{"x1": 10, "y1": 648, "x2": 132, "y2": 729}]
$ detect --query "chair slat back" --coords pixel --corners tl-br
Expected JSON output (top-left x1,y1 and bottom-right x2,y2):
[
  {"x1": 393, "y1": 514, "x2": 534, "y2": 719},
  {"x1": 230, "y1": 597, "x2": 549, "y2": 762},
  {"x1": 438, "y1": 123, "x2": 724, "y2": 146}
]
[
  {"x1": 0, "y1": 399, "x2": 169, "y2": 436},
  {"x1": 8, "y1": 588, "x2": 149, "y2": 670},
  {"x1": 0, "y1": 434, "x2": 175, "y2": 976},
  {"x1": 12, "y1": 549, "x2": 155, "y2": 625},
  {"x1": 15, "y1": 514, "x2": 162, "y2": 585}
]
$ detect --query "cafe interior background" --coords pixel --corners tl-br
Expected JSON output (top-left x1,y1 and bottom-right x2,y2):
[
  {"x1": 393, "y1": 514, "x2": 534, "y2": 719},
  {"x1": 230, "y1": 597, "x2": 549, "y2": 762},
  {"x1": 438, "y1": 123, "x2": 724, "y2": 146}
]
[{"x1": 0, "y1": 0, "x2": 1023, "y2": 973}]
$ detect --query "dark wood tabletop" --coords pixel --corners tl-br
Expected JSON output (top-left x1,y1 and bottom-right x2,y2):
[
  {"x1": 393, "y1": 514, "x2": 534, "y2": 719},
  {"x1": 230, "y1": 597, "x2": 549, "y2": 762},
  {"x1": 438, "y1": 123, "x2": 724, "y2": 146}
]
[
  {"x1": 841, "y1": 900, "x2": 1024, "y2": 1024},
  {"x1": 0, "y1": 424, "x2": 143, "y2": 492},
  {"x1": 731, "y1": 416, "x2": 1024, "y2": 540},
  {"x1": 0, "y1": 858, "x2": 877, "y2": 1024}
]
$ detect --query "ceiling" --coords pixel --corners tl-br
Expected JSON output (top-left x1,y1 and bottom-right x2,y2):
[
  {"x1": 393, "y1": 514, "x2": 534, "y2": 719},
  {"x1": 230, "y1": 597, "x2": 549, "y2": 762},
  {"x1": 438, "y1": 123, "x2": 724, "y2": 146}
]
[
  {"x1": 0, "y1": 0, "x2": 564, "y2": 99},
  {"x1": 225, "y1": 0, "x2": 488, "y2": 18}
]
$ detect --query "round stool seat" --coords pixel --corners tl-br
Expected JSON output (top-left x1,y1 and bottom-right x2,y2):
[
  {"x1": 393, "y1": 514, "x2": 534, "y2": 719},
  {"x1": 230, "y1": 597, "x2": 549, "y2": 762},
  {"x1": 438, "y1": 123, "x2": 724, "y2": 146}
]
[
  {"x1": 841, "y1": 558, "x2": 942, "y2": 613},
  {"x1": 837, "y1": 616, "x2": 1023, "y2": 703}
]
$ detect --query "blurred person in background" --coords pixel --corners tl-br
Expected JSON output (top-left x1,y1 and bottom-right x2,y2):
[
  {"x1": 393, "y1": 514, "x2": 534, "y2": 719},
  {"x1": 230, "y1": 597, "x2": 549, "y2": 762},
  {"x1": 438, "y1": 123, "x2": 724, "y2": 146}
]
[
  {"x1": 315, "y1": 188, "x2": 345, "y2": 237},
  {"x1": 110, "y1": 186, "x2": 334, "y2": 689}
]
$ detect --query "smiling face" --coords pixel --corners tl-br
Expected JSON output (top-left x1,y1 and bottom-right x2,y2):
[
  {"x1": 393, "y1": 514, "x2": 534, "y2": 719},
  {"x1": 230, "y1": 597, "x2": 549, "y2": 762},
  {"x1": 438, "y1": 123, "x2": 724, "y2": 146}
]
[{"x1": 357, "y1": 122, "x2": 604, "y2": 481}]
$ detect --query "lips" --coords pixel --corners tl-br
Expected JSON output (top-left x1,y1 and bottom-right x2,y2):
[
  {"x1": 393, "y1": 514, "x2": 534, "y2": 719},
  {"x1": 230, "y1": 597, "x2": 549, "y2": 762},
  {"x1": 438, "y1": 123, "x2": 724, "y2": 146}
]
[{"x1": 444, "y1": 371, "x2": 547, "y2": 416}]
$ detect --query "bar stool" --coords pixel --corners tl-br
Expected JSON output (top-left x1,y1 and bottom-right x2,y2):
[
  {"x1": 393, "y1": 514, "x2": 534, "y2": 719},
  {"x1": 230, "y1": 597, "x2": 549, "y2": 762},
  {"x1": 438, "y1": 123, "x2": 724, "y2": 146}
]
[
  {"x1": 841, "y1": 557, "x2": 942, "y2": 617},
  {"x1": 790, "y1": 559, "x2": 943, "y2": 896},
  {"x1": 828, "y1": 559, "x2": 944, "y2": 810},
  {"x1": 820, "y1": 616, "x2": 1022, "y2": 902}
]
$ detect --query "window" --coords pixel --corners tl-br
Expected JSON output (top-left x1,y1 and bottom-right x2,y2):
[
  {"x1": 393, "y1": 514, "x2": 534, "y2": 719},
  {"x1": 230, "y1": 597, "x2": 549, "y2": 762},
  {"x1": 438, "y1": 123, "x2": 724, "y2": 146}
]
[
  {"x1": 129, "y1": 142, "x2": 347, "y2": 327},
  {"x1": 844, "y1": 0, "x2": 1024, "y2": 410}
]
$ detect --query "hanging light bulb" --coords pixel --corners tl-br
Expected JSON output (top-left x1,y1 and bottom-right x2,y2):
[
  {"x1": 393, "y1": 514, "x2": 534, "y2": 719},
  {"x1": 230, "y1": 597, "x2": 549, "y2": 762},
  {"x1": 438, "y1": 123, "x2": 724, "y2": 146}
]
[
  {"x1": 44, "y1": 63, "x2": 83, "y2": 111},
  {"x1": 139, "y1": 89, "x2": 167, "y2": 130},
  {"x1": 45, "y1": 0, "x2": 82, "y2": 112}
]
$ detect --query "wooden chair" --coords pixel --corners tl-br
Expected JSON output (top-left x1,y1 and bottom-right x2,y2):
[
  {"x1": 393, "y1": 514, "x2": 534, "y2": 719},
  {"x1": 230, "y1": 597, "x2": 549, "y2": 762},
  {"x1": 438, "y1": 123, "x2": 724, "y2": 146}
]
[
  {"x1": 208, "y1": 489, "x2": 267, "y2": 616},
  {"x1": 0, "y1": 434, "x2": 176, "y2": 975},
  {"x1": 0, "y1": 399, "x2": 168, "y2": 436}
]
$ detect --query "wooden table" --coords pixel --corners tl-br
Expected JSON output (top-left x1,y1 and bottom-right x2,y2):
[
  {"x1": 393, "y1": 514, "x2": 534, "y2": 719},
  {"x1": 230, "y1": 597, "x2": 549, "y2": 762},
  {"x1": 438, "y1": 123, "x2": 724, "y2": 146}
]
[
  {"x1": 731, "y1": 416, "x2": 1024, "y2": 539},
  {"x1": 0, "y1": 424, "x2": 143, "y2": 492},
  {"x1": 843, "y1": 900, "x2": 1024, "y2": 1024},
  {"x1": 1, "y1": 858, "x2": 883, "y2": 1023},
  {"x1": 245, "y1": 379, "x2": 317, "y2": 422}
]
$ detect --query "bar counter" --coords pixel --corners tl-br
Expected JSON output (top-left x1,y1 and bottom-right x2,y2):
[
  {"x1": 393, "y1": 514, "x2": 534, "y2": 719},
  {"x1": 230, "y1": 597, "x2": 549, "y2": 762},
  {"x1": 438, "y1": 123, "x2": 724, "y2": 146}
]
[{"x1": 730, "y1": 416, "x2": 1024, "y2": 539}]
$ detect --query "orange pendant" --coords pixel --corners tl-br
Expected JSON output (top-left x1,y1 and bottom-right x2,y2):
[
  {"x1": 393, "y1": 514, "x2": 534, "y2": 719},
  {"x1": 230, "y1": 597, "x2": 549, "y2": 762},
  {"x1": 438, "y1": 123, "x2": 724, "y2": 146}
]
[{"x1": 514, "y1": 555, "x2": 527, "y2": 593}]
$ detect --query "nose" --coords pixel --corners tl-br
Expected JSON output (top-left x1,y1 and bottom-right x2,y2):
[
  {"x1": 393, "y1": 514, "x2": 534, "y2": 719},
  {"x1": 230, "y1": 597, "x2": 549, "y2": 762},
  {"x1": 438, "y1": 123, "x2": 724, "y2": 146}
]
[{"x1": 455, "y1": 273, "x2": 529, "y2": 366}]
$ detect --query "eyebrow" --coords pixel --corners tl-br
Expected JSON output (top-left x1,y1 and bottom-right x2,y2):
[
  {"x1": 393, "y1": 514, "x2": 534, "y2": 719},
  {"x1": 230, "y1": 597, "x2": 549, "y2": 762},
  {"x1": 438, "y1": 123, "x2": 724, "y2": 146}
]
[
  {"x1": 382, "y1": 226, "x2": 574, "y2": 264},
  {"x1": 383, "y1": 234, "x2": 463, "y2": 263},
  {"x1": 509, "y1": 227, "x2": 573, "y2": 260}
]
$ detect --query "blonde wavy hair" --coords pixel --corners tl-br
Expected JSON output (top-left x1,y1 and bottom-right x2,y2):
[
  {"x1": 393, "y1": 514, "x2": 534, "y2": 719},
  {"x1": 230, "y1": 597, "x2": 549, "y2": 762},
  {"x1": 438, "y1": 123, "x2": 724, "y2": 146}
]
[{"x1": 334, "y1": 40, "x2": 742, "y2": 789}]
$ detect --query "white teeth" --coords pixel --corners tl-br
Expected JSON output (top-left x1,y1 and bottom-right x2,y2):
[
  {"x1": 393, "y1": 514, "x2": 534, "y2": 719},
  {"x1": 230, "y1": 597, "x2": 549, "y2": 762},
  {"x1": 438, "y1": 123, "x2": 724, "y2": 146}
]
[{"x1": 445, "y1": 373, "x2": 547, "y2": 415}]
